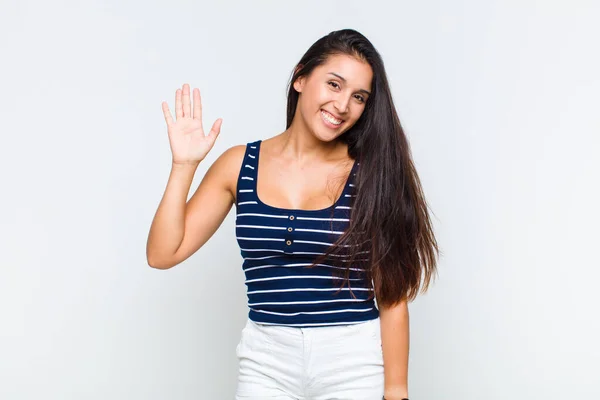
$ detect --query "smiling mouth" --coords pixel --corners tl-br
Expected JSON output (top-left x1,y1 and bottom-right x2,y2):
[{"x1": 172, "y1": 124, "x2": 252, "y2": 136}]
[{"x1": 321, "y1": 110, "x2": 343, "y2": 126}]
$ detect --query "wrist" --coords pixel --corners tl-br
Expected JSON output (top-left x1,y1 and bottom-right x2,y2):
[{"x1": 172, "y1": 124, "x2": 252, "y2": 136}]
[
  {"x1": 383, "y1": 385, "x2": 409, "y2": 400},
  {"x1": 171, "y1": 160, "x2": 200, "y2": 170}
]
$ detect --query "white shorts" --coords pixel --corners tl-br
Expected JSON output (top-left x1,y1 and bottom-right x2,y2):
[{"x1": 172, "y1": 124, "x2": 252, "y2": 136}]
[{"x1": 235, "y1": 317, "x2": 384, "y2": 399}]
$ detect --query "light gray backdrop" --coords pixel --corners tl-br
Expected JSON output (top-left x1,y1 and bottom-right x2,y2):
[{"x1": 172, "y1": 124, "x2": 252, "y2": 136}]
[{"x1": 1, "y1": 0, "x2": 598, "y2": 399}]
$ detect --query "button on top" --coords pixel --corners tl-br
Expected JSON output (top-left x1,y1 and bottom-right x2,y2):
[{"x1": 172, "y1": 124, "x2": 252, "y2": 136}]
[{"x1": 289, "y1": 215, "x2": 295, "y2": 220}]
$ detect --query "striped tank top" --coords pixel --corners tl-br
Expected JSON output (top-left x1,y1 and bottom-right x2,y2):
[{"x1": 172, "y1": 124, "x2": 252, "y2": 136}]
[{"x1": 235, "y1": 140, "x2": 379, "y2": 327}]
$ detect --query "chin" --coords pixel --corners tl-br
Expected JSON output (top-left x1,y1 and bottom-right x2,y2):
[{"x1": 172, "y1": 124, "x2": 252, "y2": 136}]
[{"x1": 310, "y1": 118, "x2": 348, "y2": 143}]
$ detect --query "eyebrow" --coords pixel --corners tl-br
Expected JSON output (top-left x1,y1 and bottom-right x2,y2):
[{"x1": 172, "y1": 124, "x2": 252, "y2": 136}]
[{"x1": 327, "y1": 72, "x2": 371, "y2": 96}]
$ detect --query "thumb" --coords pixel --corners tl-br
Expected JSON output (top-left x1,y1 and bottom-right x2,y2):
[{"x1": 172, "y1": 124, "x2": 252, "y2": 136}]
[{"x1": 207, "y1": 118, "x2": 223, "y2": 140}]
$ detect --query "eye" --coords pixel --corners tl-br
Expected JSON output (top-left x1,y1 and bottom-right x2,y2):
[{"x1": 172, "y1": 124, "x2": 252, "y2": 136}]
[
  {"x1": 354, "y1": 94, "x2": 365, "y2": 103},
  {"x1": 328, "y1": 81, "x2": 340, "y2": 89}
]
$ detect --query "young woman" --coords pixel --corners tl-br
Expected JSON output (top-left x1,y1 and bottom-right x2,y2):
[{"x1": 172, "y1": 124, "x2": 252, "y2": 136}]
[{"x1": 147, "y1": 29, "x2": 438, "y2": 400}]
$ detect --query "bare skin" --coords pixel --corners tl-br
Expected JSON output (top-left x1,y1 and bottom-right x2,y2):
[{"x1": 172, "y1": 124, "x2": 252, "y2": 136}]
[
  {"x1": 146, "y1": 53, "x2": 372, "y2": 269},
  {"x1": 252, "y1": 134, "x2": 353, "y2": 211}
]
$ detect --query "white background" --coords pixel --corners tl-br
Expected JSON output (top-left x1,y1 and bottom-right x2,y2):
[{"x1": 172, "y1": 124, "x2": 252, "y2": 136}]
[{"x1": 1, "y1": 0, "x2": 598, "y2": 398}]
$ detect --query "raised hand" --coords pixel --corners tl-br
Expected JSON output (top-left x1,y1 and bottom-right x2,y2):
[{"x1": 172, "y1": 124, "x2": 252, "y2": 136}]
[{"x1": 161, "y1": 83, "x2": 222, "y2": 165}]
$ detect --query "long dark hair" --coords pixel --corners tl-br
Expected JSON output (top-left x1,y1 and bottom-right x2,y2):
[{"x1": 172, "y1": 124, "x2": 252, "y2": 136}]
[{"x1": 287, "y1": 29, "x2": 439, "y2": 308}]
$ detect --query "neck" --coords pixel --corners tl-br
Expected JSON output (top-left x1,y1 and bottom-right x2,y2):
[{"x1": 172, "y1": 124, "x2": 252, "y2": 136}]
[{"x1": 277, "y1": 116, "x2": 346, "y2": 164}]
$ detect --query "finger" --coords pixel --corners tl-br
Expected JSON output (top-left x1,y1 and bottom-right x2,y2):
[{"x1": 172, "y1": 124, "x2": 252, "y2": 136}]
[
  {"x1": 193, "y1": 88, "x2": 203, "y2": 122},
  {"x1": 182, "y1": 83, "x2": 191, "y2": 118},
  {"x1": 161, "y1": 102, "x2": 174, "y2": 127},
  {"x1": 207, "y1": 118, "x2": 223, "y2": 141},
  {"x1": 175, "y1": 88, "x2": 183, "y2": 120}
]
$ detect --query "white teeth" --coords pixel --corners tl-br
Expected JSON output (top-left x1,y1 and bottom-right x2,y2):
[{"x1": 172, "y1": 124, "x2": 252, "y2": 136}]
[{"x1": 321, "y1": 110, "x2": 342, "y2": 125}]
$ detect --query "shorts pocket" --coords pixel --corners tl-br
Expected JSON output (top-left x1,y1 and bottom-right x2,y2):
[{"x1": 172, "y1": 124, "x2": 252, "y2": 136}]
[
  {"x1": 236, "y1": 320, "x2": 252, "y2": 358},
  {"x1": 367, "y1": 318, "x2": 383, "y2": 356},
  {"x1": 236, "y1": 319, "x2": 275, "y2": 358}
]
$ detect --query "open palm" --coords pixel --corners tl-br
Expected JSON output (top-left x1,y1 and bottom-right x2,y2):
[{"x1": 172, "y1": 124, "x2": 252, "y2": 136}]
[{"x1": 161, "y1": 83, "x2": 222, "y2": 165}]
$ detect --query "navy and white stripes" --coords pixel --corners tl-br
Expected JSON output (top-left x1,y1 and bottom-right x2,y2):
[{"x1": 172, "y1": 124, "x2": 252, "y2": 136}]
[{"x1": 235, "y1": 140, "x2": 378, "y2": 327}]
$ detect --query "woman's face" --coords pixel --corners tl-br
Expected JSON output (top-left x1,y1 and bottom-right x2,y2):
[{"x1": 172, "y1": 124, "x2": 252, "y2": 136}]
[{"x1": 293, "y1": 53, "x2": 373, "y2": 142}]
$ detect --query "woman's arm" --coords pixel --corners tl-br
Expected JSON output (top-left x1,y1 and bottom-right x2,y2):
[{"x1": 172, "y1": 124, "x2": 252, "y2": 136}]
[
  {"x1": 146, "y1": 145, "x2": 245, "y2": 269},
  {"x1": 379, "y1": 300, "x2": 410, "y2": 399}
]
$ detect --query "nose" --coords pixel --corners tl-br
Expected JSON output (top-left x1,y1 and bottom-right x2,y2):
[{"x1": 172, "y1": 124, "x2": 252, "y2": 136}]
[{"x1": 334, "y1": 93, "x2": 351, "y2": 114}]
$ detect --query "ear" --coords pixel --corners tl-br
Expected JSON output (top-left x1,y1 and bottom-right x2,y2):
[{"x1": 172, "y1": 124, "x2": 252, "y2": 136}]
[
  {"x1": 293, "y1": 74, "x2": 306, "y2": 93},
  {"x1": 293, "y1": 64, "x2": 305, "y2": 93}
]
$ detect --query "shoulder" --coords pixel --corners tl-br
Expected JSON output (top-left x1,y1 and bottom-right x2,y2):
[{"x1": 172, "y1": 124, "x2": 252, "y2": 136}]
[
  {"x1": 212, "y1": 137, "x2": 263, "y2": 172},
  {"x1": 206, "y1": 142, "x2": 251, "y2": 198},
  {"x1": 219, "y1": 143, "x2": 248, "y2": 164},
  {"x1": 209, "y1": 143, "x2": 247, "y2": 177}
]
